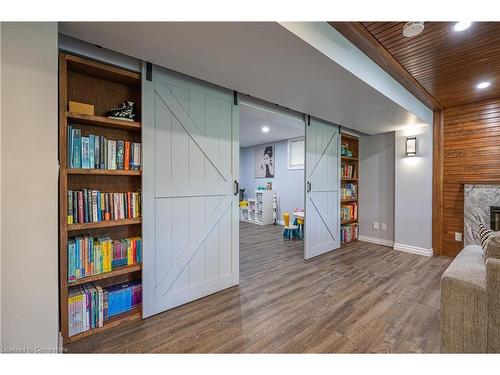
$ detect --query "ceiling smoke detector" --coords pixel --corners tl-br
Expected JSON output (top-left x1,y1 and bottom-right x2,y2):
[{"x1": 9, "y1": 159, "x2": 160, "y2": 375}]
[{"x1": 403, "y1": 22, "x2": 425, "y2": 37}]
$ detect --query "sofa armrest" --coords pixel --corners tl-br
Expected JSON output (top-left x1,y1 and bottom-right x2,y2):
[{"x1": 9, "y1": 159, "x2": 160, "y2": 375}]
[
  {"x1": 441, "y1": 246, "x2": 487, "y2": 353},
  {"x1": 486, "y1": 257, "x2": 500, "y2": 352}
]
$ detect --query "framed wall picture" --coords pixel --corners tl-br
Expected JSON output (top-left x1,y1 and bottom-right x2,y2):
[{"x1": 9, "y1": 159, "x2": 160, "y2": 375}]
[{"x1": 255, "y1": 145, "x2": 275, "y2": 178}]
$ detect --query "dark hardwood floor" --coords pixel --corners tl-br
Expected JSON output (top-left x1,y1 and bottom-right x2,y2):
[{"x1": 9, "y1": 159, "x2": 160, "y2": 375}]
[{"x1": 67, "y1": 222, "x2": 451, "y2": 353}]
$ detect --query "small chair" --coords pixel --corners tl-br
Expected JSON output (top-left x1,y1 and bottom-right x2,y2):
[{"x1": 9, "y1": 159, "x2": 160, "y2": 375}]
[
  {"x1": 293, "y1": 208, "x2": 304, "y2": 239},
  {"x1": 283, "y1": 212, "x2": 300, "y2": 240}
]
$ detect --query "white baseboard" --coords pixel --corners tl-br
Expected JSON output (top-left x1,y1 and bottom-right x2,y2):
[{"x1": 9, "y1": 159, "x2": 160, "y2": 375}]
[
  {"x1": 393, "y1": 242, "x2": 433, "y2": 257},
  {"x1": 358, "y1": 235, "x2": 394, "y2": 247}
]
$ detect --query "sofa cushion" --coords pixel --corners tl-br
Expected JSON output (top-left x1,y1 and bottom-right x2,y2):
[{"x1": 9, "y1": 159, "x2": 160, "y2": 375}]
[{"x1": 485, "y1": 232, "x2": 500, "y2": 260}]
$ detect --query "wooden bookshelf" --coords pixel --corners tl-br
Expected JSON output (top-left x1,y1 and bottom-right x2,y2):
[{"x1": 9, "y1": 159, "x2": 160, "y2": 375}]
[
  {"x1": 340, "y1": 133, "x2": 359, "y2": 244},
  {"x1": 59, "y1": 53, "x2": 142, "y2": 345}
]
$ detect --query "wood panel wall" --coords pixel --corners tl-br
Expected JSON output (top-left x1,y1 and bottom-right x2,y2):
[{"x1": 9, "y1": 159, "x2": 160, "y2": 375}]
[{"x1": 439, "y1": 97, "x2": 500, "y2": 257}]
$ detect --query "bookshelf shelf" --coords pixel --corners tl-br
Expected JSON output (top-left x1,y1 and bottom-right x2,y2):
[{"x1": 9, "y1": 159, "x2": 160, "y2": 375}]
[
  {"x1": 66, "y1": 307, "x2": 142, "y2": 344},
  {"x1": 341, "y1": 218, "x2": 358, "y2": 225},
  {"x1": 66, "y1": 112, "x2": 141, "y2": 131},
  {"x1": 341, "y1": 156, "x2": 358, "y2": 161},
  {"x1": 67, "y1": 217, "x2": 142, "y2": 231},
  {"x1": 65, "y1": 53, "x2": 140, "y2": 85},
  {"x1": 342, "y1": 177, "x2": 359, "y2": 181},
  {"x1": 67, "y1": 168, "x2": 141, "y2": 176},
  {"x1": 68, "y1": 264, "x2": 142, "y2": 287},
  {"x1": 59, "y1": 53, "x2": 143, "y2": 345},
  {"x1": 341, "y1": 198, "x2": 358, "y2": 203}
]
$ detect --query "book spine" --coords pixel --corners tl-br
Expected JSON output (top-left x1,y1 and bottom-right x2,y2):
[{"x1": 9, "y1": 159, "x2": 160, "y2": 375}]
[
  {"x1": 108, "y1": 140, "x2": 117, "y2": 170},
  {"x1": 136, "y1": 143, "x2": 141, "y2": 170},
  {"x1": 94, "y1": 134, "x2": 100, "y2": 169},
  {"x1": 96, "y1": 191, "x2": 101, "y2": 222},
  {"x1": 117, "y1": 140, "x2": 124, "y2": 170},
  {"x1": 127, "y1": 192, "x2": 132, "y2": 219},
  {"x1": 81, "y1": 136, "x2": 90, "y2": 169},
  {"x1": 104, "y1": 138, "x2": 108, "y2": 169},
  {"x1": 130, "y1": 143, "x2": 135, "y2": 170},
  {"x1": 73, "y1": 128, "x2": 82, "y2": 169},
  {"x1": 83, "y1": 189, "x2": 89, "y2": 223},
  {"x1": 68, "y1": 240, "x2": 76, "y2": 282},
  {"x1": 111, "y1": 141, "x2": 117, "y2": 170},
  {"x1": 124, "y1": 141, "x2": 130, "y2": 170},
  {"x1": 67, "y1": 191, "x2": 73, "y2": 224},
  {"x1": 73, "y1": 192, "x2": 78, "y2": 223},
  {"x1": 97, "y1": 286, "x2": 104, "y2": 327},
  {"x1": 105, "y1": 193, "x2": 110, "y2": 220},
  {"x1": 100, "y1": 192, "x2": 105, "y2": 221},
  {"x1": 121, "y1": 193, "x2": 125, "y2": 219},
  {"x1": 99, "y1": 136, "x2": 105, "y2": 169},
  {"x1": 77, "y1": 191, "x2": 84, "y2": 224},
  {"x1": 89, "y1": 135, "x2": 95, "y2": 169},
  {"x1": 92, "y1": 190, "x2": 98, "y2": 223},
  {"x1": 127, "y1": 239, "x2": 133, "y2": 265},
  {"x1": 67, "y1": 125, "x2": 73, "y2": 168}
]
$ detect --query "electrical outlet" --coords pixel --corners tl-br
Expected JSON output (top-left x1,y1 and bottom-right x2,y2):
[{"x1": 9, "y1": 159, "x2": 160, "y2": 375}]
[
  {"x1": 373, "y1": 222, "x2": 379, "y2": 230},
  {"x1": 455, "y1": 232, "x2": 462, "y2": 241},
  {"x1": 381, "y1": 223, "x2": 387, "y2": 231}
]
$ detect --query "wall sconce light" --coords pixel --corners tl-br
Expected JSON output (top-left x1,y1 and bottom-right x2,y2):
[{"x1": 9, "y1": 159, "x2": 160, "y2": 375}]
[{"x1": 406, "y1": 136, "x2": 417, "y2": 157}]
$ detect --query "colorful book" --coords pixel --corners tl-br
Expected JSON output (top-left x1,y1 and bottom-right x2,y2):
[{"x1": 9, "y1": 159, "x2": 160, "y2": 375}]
[
  {"x1": 72, "y1": 128, "x2": 82, "y2": 169},
  {"x1": 81, "y1": 137, "x2": 90, "y2": 169},
  {"x1": 117, "y1": 140, "x2": 124, "y2": 170}
]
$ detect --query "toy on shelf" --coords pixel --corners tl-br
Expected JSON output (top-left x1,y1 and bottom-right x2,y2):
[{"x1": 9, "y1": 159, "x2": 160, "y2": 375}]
[{"x1": 341, "y1": 142, "x2": 353, "y2": 157}]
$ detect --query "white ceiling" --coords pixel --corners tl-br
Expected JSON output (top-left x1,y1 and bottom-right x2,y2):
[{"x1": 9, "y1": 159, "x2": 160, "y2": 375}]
[
  {"x1": 59, "y1": 22, "x2": 427, "y2": 135},
  {"x1": 240, "y1": 102, "x2": 304, "y2": 148}
]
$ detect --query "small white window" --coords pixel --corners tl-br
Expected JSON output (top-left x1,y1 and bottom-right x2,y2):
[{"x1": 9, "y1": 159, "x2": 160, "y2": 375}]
[{"x1": 288, "y1": 138, "x2": 305, "y2": 170}]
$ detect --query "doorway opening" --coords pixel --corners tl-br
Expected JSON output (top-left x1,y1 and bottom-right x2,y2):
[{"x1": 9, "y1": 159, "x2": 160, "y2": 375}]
[{"x1": 238, "y1": 97, "x2": 306, "y2": 264}]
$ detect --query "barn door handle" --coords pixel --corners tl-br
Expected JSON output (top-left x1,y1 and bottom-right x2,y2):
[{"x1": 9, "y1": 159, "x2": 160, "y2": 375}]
[
  {"x1": 234, "y1": 180, "x2": 239, "y2": 196},
  {"x1": 307, "y1": 181, "x2": 311, "y2": 193}
]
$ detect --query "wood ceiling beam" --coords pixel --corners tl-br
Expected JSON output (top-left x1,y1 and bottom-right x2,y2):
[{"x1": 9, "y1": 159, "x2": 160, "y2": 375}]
[{"x1": 329, "y1": 22, "x2": 442, "y2": 110}]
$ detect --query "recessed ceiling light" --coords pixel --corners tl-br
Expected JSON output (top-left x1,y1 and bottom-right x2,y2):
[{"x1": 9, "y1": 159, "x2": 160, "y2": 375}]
[
  {"x1": 403, "y1": 22, "x2": 425, "y2": 37},
  {"x1": 476, "y1": 81, "x2": 491, "y2": 89},
  {"x1": 262, "y1": 126, "x2": 270, "y2": 133},
  {"x1": 454, "y1": 21, "x2": 472, "y2": 32}
]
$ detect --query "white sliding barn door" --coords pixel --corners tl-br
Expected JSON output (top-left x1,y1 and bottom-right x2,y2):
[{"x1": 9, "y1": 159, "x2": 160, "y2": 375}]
[
  {"x1": 142, "y1": 64, "x2": 239, "y2": 318},
  {"x1": 304, "y1": 116, "x2": 341, "y2": 259}
]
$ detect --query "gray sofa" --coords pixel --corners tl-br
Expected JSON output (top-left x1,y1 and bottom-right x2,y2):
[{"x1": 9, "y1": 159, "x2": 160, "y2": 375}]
[{"x1": 441, "y1": 244, "x2": 500, "y2": 352}]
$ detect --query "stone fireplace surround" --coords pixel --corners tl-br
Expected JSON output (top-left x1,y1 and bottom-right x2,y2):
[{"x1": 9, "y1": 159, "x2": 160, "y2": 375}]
[{"x1": 464, "y1": 183, "x2": 500, "y2": 246}]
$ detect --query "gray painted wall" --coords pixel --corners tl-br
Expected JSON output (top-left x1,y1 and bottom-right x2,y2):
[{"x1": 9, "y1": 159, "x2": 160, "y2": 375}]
[
  {"x1": 359, "y1": 132, "x2": 395, "y2": 244},
  {"x1": 394, "y1": 125, "x2": 433, "y2": 253},
  {"x1": 1, "y1": 22, "x2": 59, "y2": 350},
  {"x1": 240, "y1": 139, "x2": 304, "y2": 222}
]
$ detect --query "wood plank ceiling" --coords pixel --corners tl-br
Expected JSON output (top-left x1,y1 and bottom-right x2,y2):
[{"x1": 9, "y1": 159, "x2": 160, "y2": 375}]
[{"x1": 339, "y1": 22, "x2": 500, "y2": 108}]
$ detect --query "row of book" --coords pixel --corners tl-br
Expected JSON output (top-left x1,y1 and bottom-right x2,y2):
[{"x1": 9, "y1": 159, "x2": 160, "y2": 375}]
[
  {"x1": 341, "y1": 223, "x2": 358, "y2": 243},
  {"x1": 68, "y1": 236, "x2": 142, "y2": 282},
  {"x1": 67, "y1": 126, "x2": 141, "y2": 170},
  {"x1": 341, "y1": 202, "x2": 358, "y2": 222},
  {"x1": 341, "y1": 164, "x2": 357, "y2": 179},
  {"x1": 341, "y1": 183, "x2": 357, "y2": 200},
  {"x1": 67, "y1": 190, "x2": 141, "y2": 224},
  {"x1": 68, "y1": 281, "x2": 142, "y2": 337}
]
